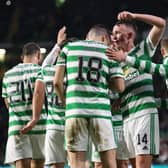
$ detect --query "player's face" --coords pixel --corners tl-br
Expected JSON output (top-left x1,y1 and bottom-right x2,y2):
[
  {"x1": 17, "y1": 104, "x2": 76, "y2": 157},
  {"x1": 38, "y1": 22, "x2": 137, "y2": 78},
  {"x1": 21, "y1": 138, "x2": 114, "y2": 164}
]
[{"x1": 112, "y1": 24, "x2": 130, "y2": 51}]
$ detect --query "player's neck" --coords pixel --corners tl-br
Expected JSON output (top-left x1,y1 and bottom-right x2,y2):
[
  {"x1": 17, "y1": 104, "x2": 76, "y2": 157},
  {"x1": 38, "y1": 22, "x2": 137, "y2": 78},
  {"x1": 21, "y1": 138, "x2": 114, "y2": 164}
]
[
  {"x1": 23, "y1": 57, "x2": 38, "y2": 64},
  {"x1": 125, "y1": 43, "x2": 134, "y2": 52}
]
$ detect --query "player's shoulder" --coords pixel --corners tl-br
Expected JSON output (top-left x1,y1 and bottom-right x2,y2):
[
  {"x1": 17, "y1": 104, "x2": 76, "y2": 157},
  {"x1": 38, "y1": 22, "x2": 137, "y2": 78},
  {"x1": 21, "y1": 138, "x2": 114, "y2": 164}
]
[
  {"x1": 42, "y1": 64, "x2": 56, "y2": 75},
  {"x1": 42, "y1": 64, "x2": 56, "y2": 69},
  {"x1": 67, "y1": 40, "x2": 107, "y2": 48},
  {"x1": 3, "y1": 64, "x2": 20, "y2": 77},
  {"x1": 129, "y1": 35, "x2": 154, "y2": 55}
]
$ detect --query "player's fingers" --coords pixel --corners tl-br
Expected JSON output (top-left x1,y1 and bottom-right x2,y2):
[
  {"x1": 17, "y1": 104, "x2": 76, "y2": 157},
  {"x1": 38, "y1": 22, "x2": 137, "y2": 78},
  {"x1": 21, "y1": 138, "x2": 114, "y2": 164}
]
[
  {"x1": 118, "y1": 11, "x2": 131, "y2": 20},
  {"x1": 20, "y1": 121, "x2": 35, "y2": 134},
  {"x1": 117, "y1": 13, "x2": 122, "y2": 20},
  {"x1": 106, "y1": 51, "x2": 116, "y2": 58},
  {"x1": 106, "y1": 49, "x2": 117, "y2": 55},
  {"x1": 20, "y1": 127, "x2": 30, "y2": 134},
  {"x1": 60, "y1": 26, "x2": 66, "y2": 33},
  {"x1": 58, "y1": 27, "x2": 66, "y2": 38},
  {"x1": 106, "y1": 47, "x2": 114, "y2": 53},
  {"x1": 118, "y1": 11, "x2": 126, "y2": 20},
  {"x1": 106, "y1": 53, "x2": 116, "y2": 60},
  {"x1": 112, "y1": 47, "x2": 120, "y2": 51}
]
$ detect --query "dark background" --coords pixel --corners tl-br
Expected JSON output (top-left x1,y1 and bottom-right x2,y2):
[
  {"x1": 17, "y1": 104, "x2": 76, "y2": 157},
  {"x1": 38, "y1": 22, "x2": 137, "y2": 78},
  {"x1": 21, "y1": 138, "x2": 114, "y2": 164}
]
[{"x1": 0, "y1": 0, "x2": 168, "y2": 165}]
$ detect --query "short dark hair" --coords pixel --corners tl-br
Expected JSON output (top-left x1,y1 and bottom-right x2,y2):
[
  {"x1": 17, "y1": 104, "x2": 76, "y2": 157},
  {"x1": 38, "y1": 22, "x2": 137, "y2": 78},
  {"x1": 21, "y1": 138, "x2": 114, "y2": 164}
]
[
  {"x1": 22, "y1": 42, "x2": 40, "y2": 56},
  {"x1": 115, "y1": 20, "x2": 138, "y2": 35},
  {"x1": 87, "y1": 24, "x2": 111, "y2": 43}
]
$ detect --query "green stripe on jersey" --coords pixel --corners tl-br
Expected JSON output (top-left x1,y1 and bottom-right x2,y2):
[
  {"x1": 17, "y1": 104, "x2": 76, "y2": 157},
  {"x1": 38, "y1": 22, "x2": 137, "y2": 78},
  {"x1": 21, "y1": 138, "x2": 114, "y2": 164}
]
[
  {"x1": 150, "y1": 113, "x2": 156, "y2": 154},
  {"x1": 66, "y1": 103, "x2": 110, "y2": 110}
]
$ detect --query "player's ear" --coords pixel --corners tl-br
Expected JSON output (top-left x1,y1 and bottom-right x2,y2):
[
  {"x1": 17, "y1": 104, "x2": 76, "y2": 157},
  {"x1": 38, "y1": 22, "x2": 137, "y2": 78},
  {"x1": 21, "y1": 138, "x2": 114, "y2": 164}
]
[
  {"x1": 37, "y1": 51, "x2": 40, "y2": 60},
  {"x1": 101, "y1": 35, "x2": 106, "y2": 42},
  {"x1": 128, "y1": 32, "x2": 133, "y2": 40},
  {"x1": 101, "y1": 35, "x2": 109, "y2": 45},
  {"x1": 161, "y1": 47, "x2": 165, "y2": 57},
  {"x1": 21, "y1": 55, "x2": 24, "y2": 62}
]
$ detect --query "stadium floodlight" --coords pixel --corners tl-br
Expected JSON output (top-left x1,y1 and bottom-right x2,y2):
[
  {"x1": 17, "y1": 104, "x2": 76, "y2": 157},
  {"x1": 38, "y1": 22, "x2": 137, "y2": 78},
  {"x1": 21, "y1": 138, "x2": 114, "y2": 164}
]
[
  {"x1": 0, "y1": 49, "x2": 6, "y2": 55},
  {"x1": 0, "y1": 49, "x2": 6, "y2": 62},
  {"x1": 55, "y1": 0, "x2": 66, "y2": 7},
  {"x1": 40, "y1": 48, "x2": 47, "y2": 54},
  {"x1": 6, "y1": 0, "x2": 12, "y2": 6}
]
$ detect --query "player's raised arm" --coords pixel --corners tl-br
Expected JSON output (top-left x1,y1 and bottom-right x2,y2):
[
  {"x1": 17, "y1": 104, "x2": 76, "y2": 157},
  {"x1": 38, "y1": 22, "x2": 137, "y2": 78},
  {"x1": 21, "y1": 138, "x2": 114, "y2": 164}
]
[
  {"x1": 42, "y1": 26, "x2": 67, "y2": 66},
  {"x1": 53, "y1": 65, "x2": 66, "y2": 107},
  {"x1": 106, "y1": 48, "x2": 168, "y2": 78},
  {"x1": 117, "y1": 11, "x2": 166, "y2": 47}
]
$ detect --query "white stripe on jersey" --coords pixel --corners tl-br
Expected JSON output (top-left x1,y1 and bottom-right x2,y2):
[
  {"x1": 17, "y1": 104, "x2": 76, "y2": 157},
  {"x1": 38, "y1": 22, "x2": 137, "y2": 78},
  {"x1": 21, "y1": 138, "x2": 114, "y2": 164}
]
[
  {"x1": 67, "y1": 85, "x2": 107, "y2": 96},
  {"x1": 66, "y1": 97, "x2": 109, "y2": 104}
]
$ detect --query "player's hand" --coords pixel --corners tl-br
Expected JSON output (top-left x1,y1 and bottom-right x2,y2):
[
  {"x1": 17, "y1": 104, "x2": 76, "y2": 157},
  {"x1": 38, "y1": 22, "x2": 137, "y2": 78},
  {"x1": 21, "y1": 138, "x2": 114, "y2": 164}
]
[
  {"x1": 112, "y1": 99, "x2": 121, "y2": 111},
  {"x1": 118, "y1": 11, "x2": 135, "y2": 21},
  {"x1": 20, "y1": 120, "x2": 38, "y2": 134},
  {"x1": 106, "y1": 47, "x2": 127, "y2": 62},
  {"x1": 57, "y1": 26, "x2": 67, "y2": 46},
  {"x1": 61, "y1": 98, "x2": 66, "y2": 107}
]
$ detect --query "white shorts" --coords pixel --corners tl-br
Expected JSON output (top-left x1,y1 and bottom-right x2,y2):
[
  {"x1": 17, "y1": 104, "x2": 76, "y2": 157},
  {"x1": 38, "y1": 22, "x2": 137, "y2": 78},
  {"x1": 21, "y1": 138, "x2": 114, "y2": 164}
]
[
  {"x1": 91, "y1": 125, "x2": 129, "y2": 162},
  {"x1": 45, "y1": 130, "x2": 66, "y2": 165},
  {"x1": 114, "y1": 126, "x2": 129, "y2": 160},
  {"x1": 65, "y1": 117, "x2": 117, "y2": 152},
  {"x1": 5, "y1": 134, "x2": 45, "y2": 164},
  {"x1": 123, "y1": 113, "x2": 159, "y2": 158}
]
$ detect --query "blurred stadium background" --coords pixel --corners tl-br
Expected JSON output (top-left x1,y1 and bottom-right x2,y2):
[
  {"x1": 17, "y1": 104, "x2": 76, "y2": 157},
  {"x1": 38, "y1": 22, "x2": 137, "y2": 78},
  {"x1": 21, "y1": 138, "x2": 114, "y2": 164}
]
[{"x1": 0, "y1": 0, "x2": 168, "y2": 167}]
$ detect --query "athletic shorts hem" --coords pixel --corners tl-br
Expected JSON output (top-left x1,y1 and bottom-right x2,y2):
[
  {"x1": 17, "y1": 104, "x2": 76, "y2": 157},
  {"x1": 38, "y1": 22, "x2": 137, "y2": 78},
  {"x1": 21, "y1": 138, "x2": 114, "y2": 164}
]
[
  {"x1": 5, "y1": 157, "x2": 31, "y2": 164},
  {"x1": 45, "y1": 160, "x2": 65, "y2": 165}
]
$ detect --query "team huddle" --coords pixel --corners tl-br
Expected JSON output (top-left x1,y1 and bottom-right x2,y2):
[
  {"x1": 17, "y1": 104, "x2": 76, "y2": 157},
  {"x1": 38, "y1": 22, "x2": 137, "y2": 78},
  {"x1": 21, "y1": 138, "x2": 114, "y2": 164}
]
[{"x1": 2, "y1": 11, "x2": 167, "y2": 168}]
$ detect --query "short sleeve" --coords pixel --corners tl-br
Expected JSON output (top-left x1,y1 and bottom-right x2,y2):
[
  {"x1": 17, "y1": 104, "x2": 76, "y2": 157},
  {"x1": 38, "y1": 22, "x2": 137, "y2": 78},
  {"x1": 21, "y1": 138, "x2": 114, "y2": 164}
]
[
  {"x1": 57, "y1": 45, "x2": 69, "y2": 66},
  {"x1": 109, "y1": 61, "x2": 124, "y2": 79},
  {"x1": 36, "y1": 68, "x2": 44, "y2": 82}
]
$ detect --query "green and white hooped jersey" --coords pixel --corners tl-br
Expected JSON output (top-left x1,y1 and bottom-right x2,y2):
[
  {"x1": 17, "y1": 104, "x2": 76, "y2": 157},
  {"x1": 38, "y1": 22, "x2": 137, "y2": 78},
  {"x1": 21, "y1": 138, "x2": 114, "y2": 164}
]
[
  {"x1": 41, "y1": 64, "x2": 65, "y2": 131},
  {"x1": 2, "y1": 63, "x2": 47, "y2": 136},
  {"x1": 121, "y1": 36, "x2": 158, "y2": 119},
  {"x1": 57, "y1": 40, "x2": 124, "y2": 119},
  {"x1": 163, "y1": 56, "x2": 168, "y2": 88}
]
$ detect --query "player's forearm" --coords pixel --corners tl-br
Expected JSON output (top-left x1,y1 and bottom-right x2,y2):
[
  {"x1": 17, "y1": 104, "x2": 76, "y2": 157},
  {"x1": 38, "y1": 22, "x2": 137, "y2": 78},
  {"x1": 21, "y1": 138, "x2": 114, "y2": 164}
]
[
  {"x1": 110, "y1": 77, "x2": 125, "y2": 93},
  {"x1": 4, "y1": 98, "x2": 9, "y2": 109},
  {"x1": 42, "y1": 44, "x2": 60, "y2": 66},
  {"x1": 133, "y1": 14, "x2": 166, "y2": 28},
  {"x1": 54, "y1": 82, "x2": 65, "y2": 106},
  {"x1": 126, "y1": 55, "x2": 168, "y2": 78},
  {"x1": 32, "y1": 90, "x2": 45, "y2": 123}
]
